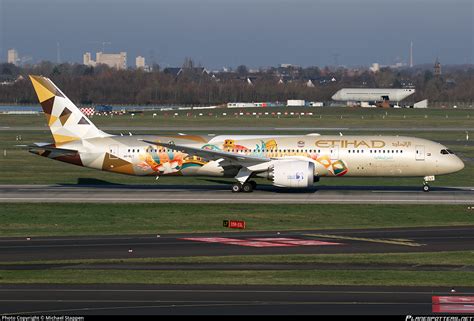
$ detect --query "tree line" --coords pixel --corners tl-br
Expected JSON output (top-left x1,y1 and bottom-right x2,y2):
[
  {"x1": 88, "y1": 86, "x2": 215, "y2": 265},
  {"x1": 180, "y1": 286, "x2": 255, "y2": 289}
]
[{"x1": 0, "y1": 61, "x2": 472, "y2": 105}]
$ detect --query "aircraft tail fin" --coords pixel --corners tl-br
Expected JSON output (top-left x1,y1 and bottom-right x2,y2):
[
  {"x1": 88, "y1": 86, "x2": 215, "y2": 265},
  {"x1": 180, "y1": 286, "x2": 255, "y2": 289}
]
[{"x1": 29, "y1": 75, "x2": 109, "y2": 145}]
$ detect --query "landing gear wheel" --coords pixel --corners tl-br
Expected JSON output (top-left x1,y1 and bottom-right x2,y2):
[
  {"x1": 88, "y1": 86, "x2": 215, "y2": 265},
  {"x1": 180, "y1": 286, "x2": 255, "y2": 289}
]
[
  {"x1": 242, "y1": 182, "x2": 254, "y2": 193},
  {"x1": 249, "y1": 180, "x2": 257, "y2": 190},
  {"x1": 231, "y1": 183, "x2": 242, "y2": 193},
  {"x1": 422, "y1": 184, "x2": 430, "y2": 192}
]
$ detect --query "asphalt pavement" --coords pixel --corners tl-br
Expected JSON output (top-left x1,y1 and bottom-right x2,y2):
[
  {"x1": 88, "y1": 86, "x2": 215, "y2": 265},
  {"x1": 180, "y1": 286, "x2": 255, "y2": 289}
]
[
  {"x1": 1, "y1": 226, "x2": 473, "y2": 262},
  {"x1": 1, "y1": 184, "x2": 473, "y2": 204},
  {"x1": 1, "y1": 284, "x2": 473, "y2": 315}
]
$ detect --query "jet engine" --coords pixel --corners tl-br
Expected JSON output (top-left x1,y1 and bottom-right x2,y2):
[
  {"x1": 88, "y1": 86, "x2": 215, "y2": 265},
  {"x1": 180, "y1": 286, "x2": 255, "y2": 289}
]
[{"x1": 267, "y1": 160, "x2": 315, "y2": 188}]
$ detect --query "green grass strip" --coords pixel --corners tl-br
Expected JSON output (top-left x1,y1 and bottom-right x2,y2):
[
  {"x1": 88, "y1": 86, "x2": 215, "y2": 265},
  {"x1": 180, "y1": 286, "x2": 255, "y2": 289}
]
[
  {"x1": 2, "y1": 251, "x2": 474, "y2": 267},
  {"x1": 1, "y1": 203, "x2": 473, "y2": 237},
  {"x1": 0, "y1": 269, "x2": 472, "y2": 287}
]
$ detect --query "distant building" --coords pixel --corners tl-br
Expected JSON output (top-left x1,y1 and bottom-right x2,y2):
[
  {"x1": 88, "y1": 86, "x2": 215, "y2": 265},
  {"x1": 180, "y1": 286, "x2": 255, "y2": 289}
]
[
  {"x1": 315, "y1": 76, "x2": 337, "y2": 85},
  {"x1": 413, "y1": 99, "x2": 428, "y2": 108},
  {"x1": 7, "y1": 49, "x2": 19, "y2": 65},
  {"x1": 163, "y1": 67, "x2": 209, "y2": 79},
  {"x1": 0, "y1": 75, "x2": 23, "y2": 86},
  {"x1": 287, "y1": 99, "x2": 306, "y2": 107},
  {"x1": 280, "y1": 63, "x2": 300, "y2": 68},
  {"x1": 83, "y1": 52, "x2": 95, "y2": 66},
  {"x1": 136, "y1": 56, "x2": 145, "y2": 69},
  {"x1": 227, "y1": 102, "x2": 258, "y2": 108},
  {"x1": 369, "y1": 63, "x2": 380, "y2": 73},
  {"x1": 434, "y1": 58, "x2": 442, "y2": 76},
  {"x1": 83, "y1": 51, "x2": 127, "y2": 70},
  {"x1": 163, "y1": 67, "x2": 183, "y2": 77}
]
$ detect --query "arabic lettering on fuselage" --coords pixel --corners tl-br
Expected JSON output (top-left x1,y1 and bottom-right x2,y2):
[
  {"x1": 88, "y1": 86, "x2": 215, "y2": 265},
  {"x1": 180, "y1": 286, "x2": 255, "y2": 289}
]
[
  {"x1": 315, "y1": 139, "x2": 386, "y2": 148},
  {"x1": 392, "y1": 141, "x2": 412, "y2": 147}
]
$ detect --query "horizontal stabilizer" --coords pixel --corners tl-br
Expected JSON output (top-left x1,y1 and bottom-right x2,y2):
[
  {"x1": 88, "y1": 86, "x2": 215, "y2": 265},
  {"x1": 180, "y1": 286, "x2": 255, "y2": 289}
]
[{"x1": 28, "y1": 144, "x2": 78, "y2": 156}]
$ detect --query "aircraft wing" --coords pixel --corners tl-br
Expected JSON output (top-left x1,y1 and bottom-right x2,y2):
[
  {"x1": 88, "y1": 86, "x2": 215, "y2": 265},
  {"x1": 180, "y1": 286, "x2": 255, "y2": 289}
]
[{"x1": 139, "y1": 139, "x2": 270, "y2": 164}]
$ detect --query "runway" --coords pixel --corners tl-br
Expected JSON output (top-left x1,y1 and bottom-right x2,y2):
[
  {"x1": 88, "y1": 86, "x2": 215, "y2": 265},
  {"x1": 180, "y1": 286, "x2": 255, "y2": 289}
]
[
  {"x1": 1, "y1": 184, "x2": 473, "y2": 204},
  {"x1": 1, "y1": 284, "x2": 473, "y2": 315},
  {"x1": 1, "y1": 226, "x2": 473, "y2": 262}
]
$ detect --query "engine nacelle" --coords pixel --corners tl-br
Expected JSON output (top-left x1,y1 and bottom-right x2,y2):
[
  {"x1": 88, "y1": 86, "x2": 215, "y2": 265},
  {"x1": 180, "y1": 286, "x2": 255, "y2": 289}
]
[{"x1": 269, "y1": 160, "x2": 315, "y2": 188}]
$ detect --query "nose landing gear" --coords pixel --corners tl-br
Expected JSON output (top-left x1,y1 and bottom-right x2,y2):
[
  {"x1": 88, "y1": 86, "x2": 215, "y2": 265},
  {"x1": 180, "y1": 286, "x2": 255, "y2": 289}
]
[{"x1": 422, "y1": 175, "x2": 435, "y2": 192}]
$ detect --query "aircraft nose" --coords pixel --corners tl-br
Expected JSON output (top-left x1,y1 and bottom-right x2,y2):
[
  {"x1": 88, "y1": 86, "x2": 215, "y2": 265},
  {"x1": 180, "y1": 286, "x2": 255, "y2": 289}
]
[
  {"x1": 331, "y1": 90, "x2": 341, "y2": 101},
  {"x1": 452, "y1": 156, "x2": 465, "y2": 173}
]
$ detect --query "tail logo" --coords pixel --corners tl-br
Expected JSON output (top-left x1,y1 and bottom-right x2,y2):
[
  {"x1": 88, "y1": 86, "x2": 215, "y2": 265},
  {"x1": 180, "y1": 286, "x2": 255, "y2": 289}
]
[{"x1": 29, "y1": 75, "x2": 108, "y2": 145}]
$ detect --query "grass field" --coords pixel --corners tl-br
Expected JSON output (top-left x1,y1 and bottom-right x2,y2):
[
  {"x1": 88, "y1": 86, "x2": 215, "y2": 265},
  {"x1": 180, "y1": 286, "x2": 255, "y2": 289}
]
[
  {"x1": 2, "y1": 251, "x2": 473, "y2": 267},
  {"x1": 1, "y1": 269, "x2": 473, "y2": 286},
  {"x1": 1, "y1": 203, "x2": 473, "y2": 237},
  {"x1": 1, "y1": 107, "x2": 473, "y2": 128}
]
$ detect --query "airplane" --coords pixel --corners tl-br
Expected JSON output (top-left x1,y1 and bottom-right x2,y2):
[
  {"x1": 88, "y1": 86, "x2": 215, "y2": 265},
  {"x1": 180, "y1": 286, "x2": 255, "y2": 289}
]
[
  {"x1": 331, "y1": 88, "x2": 415, "y2": 103},
  {"x1": 27, "y1": 75, "x2": 464, "y2": 193}
]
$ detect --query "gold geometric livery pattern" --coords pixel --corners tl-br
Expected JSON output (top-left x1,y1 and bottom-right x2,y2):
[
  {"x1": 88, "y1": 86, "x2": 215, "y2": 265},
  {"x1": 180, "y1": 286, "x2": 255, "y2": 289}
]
[{"x1": 29, "y1": 75, "x2": 109, "y2": 146}]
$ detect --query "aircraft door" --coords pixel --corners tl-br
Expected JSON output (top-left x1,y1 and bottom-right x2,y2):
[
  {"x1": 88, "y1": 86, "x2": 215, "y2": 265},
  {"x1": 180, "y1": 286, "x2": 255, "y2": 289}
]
[
  {"x1": 330, "y1": 146, "x2": 339, "y2": 160},
  {"x1": 415, "y1": 145, "x2": 425, "y2": 161},
  {"x1": 108, "y1": 144, "x2": 119, "y2": 159}
]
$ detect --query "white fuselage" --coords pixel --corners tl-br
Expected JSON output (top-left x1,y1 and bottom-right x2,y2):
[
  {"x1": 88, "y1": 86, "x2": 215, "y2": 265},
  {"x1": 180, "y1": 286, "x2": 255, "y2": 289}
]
[
  {"x1": 332, "y1": 88, "x2": 415, "y2": 102},
  {"x1": 61, "y1": 134, "x2": 464, "y2": 179}
]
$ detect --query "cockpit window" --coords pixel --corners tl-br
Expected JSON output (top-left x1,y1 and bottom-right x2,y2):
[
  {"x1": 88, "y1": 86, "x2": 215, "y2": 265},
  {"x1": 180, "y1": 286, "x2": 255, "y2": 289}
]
[{"x1": 441, "y1": 149, "x2": 455, "y2": 155}]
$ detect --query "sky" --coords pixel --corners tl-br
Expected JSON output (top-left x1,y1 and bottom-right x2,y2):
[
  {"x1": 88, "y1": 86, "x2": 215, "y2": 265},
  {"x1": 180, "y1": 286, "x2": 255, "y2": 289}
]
[{"x1": 0, "y1": 0, "x2": 473, "y2": 69}]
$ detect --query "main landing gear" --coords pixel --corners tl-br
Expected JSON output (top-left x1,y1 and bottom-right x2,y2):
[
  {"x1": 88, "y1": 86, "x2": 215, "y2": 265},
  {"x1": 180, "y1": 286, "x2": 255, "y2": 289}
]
[
  {"x1": 232, "y1": 167, "x2": 257, "y2": 193},
  {"x1": 232, "y1": 180, "x2": 257, "y2": 193}
]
